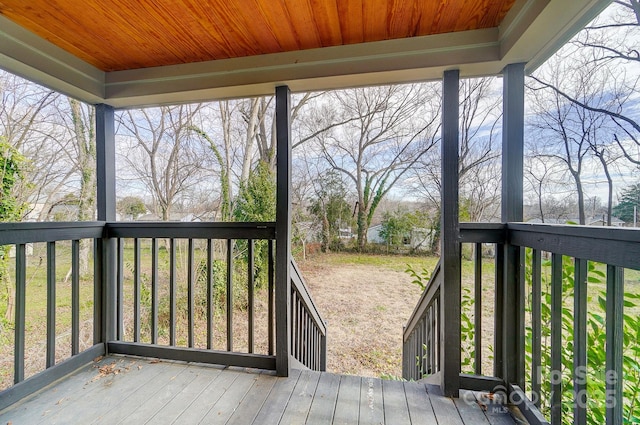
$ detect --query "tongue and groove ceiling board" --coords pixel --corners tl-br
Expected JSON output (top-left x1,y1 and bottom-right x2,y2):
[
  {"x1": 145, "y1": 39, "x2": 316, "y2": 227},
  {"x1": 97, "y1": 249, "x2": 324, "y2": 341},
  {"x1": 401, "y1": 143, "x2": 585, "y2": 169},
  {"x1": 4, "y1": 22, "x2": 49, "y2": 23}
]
[
  {"x1": 0, "y1": 0, "x2": 515, "y2": 71},
  {"x1": 0, "y1": 0, "x2": 612, "y2": 107}
]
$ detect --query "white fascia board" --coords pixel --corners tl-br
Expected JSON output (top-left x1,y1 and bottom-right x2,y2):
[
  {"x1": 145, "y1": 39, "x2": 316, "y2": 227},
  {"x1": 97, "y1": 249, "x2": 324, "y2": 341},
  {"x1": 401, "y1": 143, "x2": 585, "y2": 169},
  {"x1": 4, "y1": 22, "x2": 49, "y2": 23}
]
[
  {"x1": 104, "y1": 29, "x2": 501, "y2": 108},
  {"x1": 0, "y1": 16, "x2": 104, "y2": 103},
  {"x1": 499, "y1": 0, "x2": 612, "y2": 73}
]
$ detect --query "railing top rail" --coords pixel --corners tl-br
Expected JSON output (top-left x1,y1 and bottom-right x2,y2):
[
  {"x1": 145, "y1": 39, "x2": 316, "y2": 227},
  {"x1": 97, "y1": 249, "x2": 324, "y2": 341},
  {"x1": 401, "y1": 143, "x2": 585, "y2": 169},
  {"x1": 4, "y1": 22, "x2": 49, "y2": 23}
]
[
  {"x1": 290, "y1": 258, "x2": 327, "y2": 336},
  {"x1": 0, "y1": 221, "x2": 105, "y2": 245},
  {"x1": 403, "y1": 260, "x2": 442, "y2": 342},
  {"x1": 0, "y1": 220, "x2": 278, "y2": 245},
  {"x1": 459, "y1": 222, "x2": 640, "y2": 270},
  {"x1": 460, "y1": 222, "x2": 506, "y2": 243},
  {"x1": 508, "y1": 223, "x2": 640, "y2": 270},
  {"x1": 106, "y1": 221, "x2": 276, "y2": 239},
  {"x1": 508, "y1": 222, "x2": 640, "y2": 242}
]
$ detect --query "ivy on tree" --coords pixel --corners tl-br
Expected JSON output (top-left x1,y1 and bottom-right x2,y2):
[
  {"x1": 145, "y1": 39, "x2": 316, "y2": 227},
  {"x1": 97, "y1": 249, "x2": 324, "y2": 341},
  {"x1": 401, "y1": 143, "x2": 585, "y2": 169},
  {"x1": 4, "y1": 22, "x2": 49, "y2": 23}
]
[{"x1": 0, "y1": 137, "x2": 28, "y2": 321}]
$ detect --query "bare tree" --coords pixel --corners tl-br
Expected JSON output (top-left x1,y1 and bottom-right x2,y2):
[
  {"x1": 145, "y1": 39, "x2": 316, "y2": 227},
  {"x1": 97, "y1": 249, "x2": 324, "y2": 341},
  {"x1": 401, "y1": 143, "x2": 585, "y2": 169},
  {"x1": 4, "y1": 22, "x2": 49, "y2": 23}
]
[
  {"x1": 314, "y1": 84, "x2": 440, "y2": 250},
  {"x1": 527, "y1": 50, "x2": 616, "y2": 225},
  {"x1": 0, "y1": 71, "x2": 76, "y2": 218},
  {"x1": 524, "y1": 156, "x2": 567, "y2": 222},
  {"x1": 530, "y1": 0, "x2": 639, "y2": 166},
  {"x1": 411, "y1": 77, "x2": 502, "y2": 223},
  {"x1": 118, "y1": 104, "x2": 207, "y2": 220}
]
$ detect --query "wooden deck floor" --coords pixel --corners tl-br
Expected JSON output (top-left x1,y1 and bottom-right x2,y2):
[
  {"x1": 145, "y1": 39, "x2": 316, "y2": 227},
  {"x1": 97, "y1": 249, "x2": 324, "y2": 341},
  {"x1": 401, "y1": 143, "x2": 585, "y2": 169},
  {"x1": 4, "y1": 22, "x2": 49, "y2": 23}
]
[{"x1": 0, "y1": 356, "x2": 520, "y2": 424}]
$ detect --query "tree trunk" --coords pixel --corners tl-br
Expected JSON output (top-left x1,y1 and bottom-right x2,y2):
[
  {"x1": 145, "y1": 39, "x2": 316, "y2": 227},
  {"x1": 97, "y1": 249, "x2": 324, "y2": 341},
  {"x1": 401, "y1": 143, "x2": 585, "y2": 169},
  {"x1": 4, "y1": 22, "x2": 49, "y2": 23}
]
[
  {"x1": 572, "y1": 171, "x2": 586, "y2": 225},
  {"x1": 595, "y1": 150, "x2": 614, "y2": 226},
  {"x1": 356, "y1": 205, "x2": 368, "y2": 251},
  {"x1": 69, "y1": 99, "x2": 96, "y2": 275}
]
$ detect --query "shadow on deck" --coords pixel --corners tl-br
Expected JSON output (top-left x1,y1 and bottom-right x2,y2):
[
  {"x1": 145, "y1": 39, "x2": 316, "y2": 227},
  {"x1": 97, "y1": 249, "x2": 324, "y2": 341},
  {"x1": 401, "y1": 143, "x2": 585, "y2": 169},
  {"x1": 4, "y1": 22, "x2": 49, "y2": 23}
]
[{"x1": 0, "y1": 355, "x2": 521, "y2": 425}]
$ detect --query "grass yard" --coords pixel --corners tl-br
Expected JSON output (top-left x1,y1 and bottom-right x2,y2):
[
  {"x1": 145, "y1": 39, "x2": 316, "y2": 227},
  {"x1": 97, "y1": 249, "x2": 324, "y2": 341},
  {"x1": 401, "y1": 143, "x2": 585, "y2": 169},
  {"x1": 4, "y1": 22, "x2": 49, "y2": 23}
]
[
  {"x1": 296, "y1": 252, "x2": 436, "y2": 378},
  {"x1": 296, "y1": 249, "x2": 640, "y2": 381}
]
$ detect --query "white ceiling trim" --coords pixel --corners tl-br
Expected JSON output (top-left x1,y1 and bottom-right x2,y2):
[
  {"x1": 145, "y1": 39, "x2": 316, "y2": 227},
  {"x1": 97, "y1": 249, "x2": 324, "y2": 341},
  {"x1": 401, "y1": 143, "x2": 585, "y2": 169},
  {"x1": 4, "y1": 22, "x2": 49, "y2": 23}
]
[{"x1": 0, "y1": 16, "x2": 104, "y2": 102}]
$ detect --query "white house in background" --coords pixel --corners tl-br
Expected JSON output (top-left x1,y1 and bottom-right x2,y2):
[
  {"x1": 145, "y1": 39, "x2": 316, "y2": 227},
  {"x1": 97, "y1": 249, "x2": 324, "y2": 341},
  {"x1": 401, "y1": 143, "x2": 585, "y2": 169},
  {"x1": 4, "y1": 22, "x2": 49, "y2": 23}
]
[
  {"x1": 367, "y1": 224, "x2": 433, "y2": 251},
  {"x1": 367, "y1": 224, "x2": 385, "y2": 244}
]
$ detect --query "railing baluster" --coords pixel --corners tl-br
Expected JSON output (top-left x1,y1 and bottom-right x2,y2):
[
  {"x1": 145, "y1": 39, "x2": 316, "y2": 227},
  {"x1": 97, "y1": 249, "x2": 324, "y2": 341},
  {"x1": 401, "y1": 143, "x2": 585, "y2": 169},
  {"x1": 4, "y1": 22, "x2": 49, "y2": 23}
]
[
  {"x1": 298, "y1": 296, "x2": 303, "y2": 361},
  {"x1": 117, "y1": 238, "x2": 124, "y2": 340},
  {"x1": 313, "y1": 328, "x2": 318, "y2": 370},
  {"x1": 14, "y1": 243, "x2": 26, "y2": 384},
  {"x1": 424, "y1": 308, "x2": 433, "y2": 374},
  {"x1": 133, "y1": 238, "x2": 140, "y2": 343},
  {"x1": 93, "y1": 238, "x2": 101, "y2": 345},
  {"x1": 307, "y1": 315, "x2": 311, "y2": 366},
  {"x1": 227, "y1": 239, "x2": 233, "y2": 352},
  {"x1": 294, "y1": 293, "x2": 298, "y2": 360},
  {"x1": 418, "y1": 317, "x2": 424, "y2": 376},
  {"x1": 573, "y1": 258, "x2": 588, "y2": 425},
  {"x1": 302, "y1": 312, "x2": 307, "y2": 365},
  {"x1": 188, "y1": 239, "x2": 194, "y2": 348},
  {"x1": 474, "y1": 242, "x2": 482, "y2": 375},
  {"x1": 46, "y1": 241, "x2": 56, "y2": 368},
  {"x1": 294, "y1": 292, "x2": 298, "y2": 360},
  {"x1": 170, "y1": 238, "x2": 176, "y2": 346},
  {"x1": 291, "y1": 290, "x2": 296, "y2": 359},
  {"x1": 409, "y1": 332, "x2": 414, "y2": 379},
  {"x1": 300, "y1": 304, "x2": 304, "y2": 364},
  {"x1": 420, "y1": 310, "x2": 429, "y2": 374},
  {"x1": 151, "y1": 238, "x2": 158, "y2": 345},
  {"x1": 606, "y1": 265, "x2": 624, "y2": 425},
  {"x1": 551, "y1": 253, "x2": 563, "y2": 425},
  {"x1": 494, "y1": 243, "x2": 504, "y2": 378},
  {"x1": 307, "y1": 314, "x2": 311, "y2": 366},
  {"x1": 71, "y1": 239, "x2": 80, "y2": 355},
  {"x1": 207, "y1": 239, "x2": 214, "y2": 350},
  {"x1": 268, "y1": 240, "x2": 274, "y2": 356},
  {"x1": 320, "y1": 324, "x2": 327, "y2": 371},
  {"x1": 248, "y1": 239, "x2": 254, "y2": 353},
  {"x1": 531, "y1": 249, "x2": 542, "y2": 406}
]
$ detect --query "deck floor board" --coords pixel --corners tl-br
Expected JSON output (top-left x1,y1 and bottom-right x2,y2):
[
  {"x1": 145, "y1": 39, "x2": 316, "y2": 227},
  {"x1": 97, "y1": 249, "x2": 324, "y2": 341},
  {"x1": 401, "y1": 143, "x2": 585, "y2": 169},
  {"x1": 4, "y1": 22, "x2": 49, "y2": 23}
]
[
  {"x1": 0, "y1": 356, "x2": 520, "y2": 425},
  {"x1": 359, "y1": 376, "x2": 385, "y2": 425}
]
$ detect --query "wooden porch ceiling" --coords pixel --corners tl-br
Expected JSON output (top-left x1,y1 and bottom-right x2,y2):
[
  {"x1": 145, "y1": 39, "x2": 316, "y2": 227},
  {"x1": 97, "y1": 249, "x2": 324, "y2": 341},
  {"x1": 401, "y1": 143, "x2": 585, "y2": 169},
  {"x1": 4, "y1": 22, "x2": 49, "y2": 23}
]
[
  {"x1": 0, "y1": 0, "x2": 610, "y2": 107},
  {"x1": 0, "y1": 0, "x2": 516, "y2": 72}
]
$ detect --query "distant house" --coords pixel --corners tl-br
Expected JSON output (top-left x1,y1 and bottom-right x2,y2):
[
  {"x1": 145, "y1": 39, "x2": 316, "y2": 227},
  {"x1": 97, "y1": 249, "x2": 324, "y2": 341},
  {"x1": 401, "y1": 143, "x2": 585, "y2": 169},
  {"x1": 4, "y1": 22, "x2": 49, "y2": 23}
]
[
  {"x1": 367, "y1": 224, "x2": 385, "y2": 244},
  {"x1": 367, "y1": 224, "x2": 434, "y2": 251}
]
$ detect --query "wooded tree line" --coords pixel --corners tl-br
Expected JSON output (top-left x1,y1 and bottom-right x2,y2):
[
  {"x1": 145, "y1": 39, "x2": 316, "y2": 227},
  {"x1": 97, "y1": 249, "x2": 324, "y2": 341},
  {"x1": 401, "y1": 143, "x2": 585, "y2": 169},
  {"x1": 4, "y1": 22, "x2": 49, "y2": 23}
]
[{"x1": 0, "y1": 0, "x2": 638, "y2": 253}]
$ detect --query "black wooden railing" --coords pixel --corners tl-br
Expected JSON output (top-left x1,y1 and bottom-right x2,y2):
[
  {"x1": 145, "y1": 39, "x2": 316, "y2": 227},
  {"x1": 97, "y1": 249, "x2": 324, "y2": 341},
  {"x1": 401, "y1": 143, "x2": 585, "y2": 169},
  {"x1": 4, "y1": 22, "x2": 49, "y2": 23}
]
[
  {"x1": 105, "y1": 222, "x2": 278, "y2": 370},
  {"x1": 1, "y1": 220, "x2": 326, "y2": 411},
  {"x1": 404, "y1": 222, "x2": 640, "y2": 425},
  {"x1": 402, "y1": 260, "x2": 440, "y2": 380},
  {"x1": 0, "y1": 222, "x2": 105, "y2": 410},
  {"x1": 290, "y1": 259, "x2": 327, "y2": 371}
]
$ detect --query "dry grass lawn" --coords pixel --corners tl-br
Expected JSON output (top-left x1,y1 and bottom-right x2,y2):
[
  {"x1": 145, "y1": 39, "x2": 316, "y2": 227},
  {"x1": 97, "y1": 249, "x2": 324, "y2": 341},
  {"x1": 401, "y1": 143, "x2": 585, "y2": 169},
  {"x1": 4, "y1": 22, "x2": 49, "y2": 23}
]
[{"x1": 297, "y1": 252, "x2": 437, "y2": 379}]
